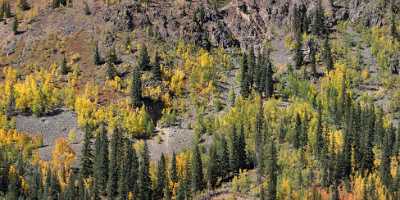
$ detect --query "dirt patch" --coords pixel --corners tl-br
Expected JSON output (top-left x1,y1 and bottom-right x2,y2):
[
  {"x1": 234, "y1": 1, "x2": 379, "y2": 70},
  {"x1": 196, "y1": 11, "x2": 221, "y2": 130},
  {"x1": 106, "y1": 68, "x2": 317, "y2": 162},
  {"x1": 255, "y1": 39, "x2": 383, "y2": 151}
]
[{"x1": 15, "y1": 109, "x2": 83, "y2": 161}]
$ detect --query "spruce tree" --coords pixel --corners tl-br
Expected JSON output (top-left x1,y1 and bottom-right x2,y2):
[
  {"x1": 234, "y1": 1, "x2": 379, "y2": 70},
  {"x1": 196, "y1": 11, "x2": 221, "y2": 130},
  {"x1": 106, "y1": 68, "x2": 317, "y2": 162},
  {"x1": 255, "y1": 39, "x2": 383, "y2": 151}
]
[
  {"x1": 4, "y1": 0, "x2": 11, "y2": 18},
  {"x1": 341, "y1": 101, "x2": 352, "y2": 179},
  {"x1": 12, "y1": 16, "x2": 18, "y2": 35},
  {"x1": 152, "y1": 51, "x2": 162, "y2": 81},
  {"x1": 230, "y1": 126, "x2": 240, "y2": 174},
  {"x1": 106, "y1": 61, "x2": 117, "y2": 80},
  {"x1": 265, "y1": 57, "x2": 274, "y2": 97},
  {"x1": 64, "y1": 170, "x2": 77, "y2": 200},
  {"x1": 266, "y1": 139, "x2": 278, "y2": 200},
  {"x1": 315, "y1": 106, "x2": 324, "y2": 158},
  {"x1": 107, "y1": 127, "x2": 122, "y2": 198},
  {"x1": 361, "y1": 106, "x2": 375, "y2": 174},
  {"x1": 154, "y1": 153, "x2": 167, "y2": 200},
  {"x1": 207, "y1": 145, "x2": 218, "y2": 189},
  {"x1": 138, "y1": 44, "x2": 150, "y2": 70},
  {"x1": 130, "y1": 67, "x2": 142, "y2": 108},
  {"x1": 30, "y1": 166, "x2": 43, "y2": 200},
  {"x1": 255, "y1": 101, "x2": 264, "y2": 184},
  {"x1": 248, "y1": 47, "x2": 256, "y2": 87},
  {"x1": 93, "y1": 124, "x2": 108, "y2": 196},
  {"x1": 118, "y1": 141, "x2": 129, "y2": 200},
  {"x1": 322, "y1": 33, "x2": 334, "y2": 71},
  {"x1": 353, "y1": 103, "x2": 362, "y2": 171},
  {"x1": 126, "y1": 140, "x2": 138, "y2": 195},
  {"x1": 93, "y1": 42, "x2": 102, "y2": 65},
  {"x1": 293, "y1": 114, "x2": 302, "y2": 149},
  {"x1": 309, "y1": 37, "x2": 317, "y2": 77},
  {"x1": 238, "y1": 124, "x2": 247, "y2": 169},
  {"x1": 170, "y1": 152, "x2": 178, "y2": 184},
  {"x1": 380, "y1": 131, "x2": 392, "y2": 188},
  {"x1": 240, "y1": 53, "x2": 250, "y2": 98},
  {"x1": 218, "y1": 135, "x2": 230, "y2": 178},
  {"x1": 80, "y1": 124, "x2": 93, "y2": 179},
  {"x1": 191, "y1": 143, "x2": 205, "y2": 192},
  {"x1": 138, "y1": 141, "x2": 152, "y2": 200},
  {"x1": 49, "y1": 170, "x2": 60, "y2": 200}
]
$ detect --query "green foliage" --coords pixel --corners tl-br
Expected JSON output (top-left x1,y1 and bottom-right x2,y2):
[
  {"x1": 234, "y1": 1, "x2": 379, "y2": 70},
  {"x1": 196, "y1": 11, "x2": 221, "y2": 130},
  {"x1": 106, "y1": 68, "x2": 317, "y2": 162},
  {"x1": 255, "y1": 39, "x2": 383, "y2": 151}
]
[
  {"x1": 130, "y1": 67, "x2": 142, "y2": 108},
  {"x1": 191, "y1": 143, "x2": 205, "y2": 192}
]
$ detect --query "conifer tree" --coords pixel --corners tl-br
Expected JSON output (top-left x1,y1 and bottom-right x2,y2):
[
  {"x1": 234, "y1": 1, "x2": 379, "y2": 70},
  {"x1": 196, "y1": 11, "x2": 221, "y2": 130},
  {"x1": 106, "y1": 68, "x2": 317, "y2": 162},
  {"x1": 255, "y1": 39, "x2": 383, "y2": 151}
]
[
  {"x1": 191, "y1": 143, "x2": 205, "y2": 192},
  {"x1": 218, "y1": 135, "x2": 230, "y2": 178},
  {"x1": 118, "y1": 141, "x2": 129, "y2": 200},
  {"x1": 170, "y1": 152, "x2": 178, "y2": 184},
  {"x1": 7, "y1": 171, "x2": 19, "y2": 200},
  {"x1": 248, "y1": 48, "x2": 256, "y2": 87},
  {"x1": 107, "y1": 46, "x2": 118, "y2": 64},
  {"x1": 265, "y1": 57, "x2": 274, "y2": 98},
  {"x1": 230, "y1": 126, "x2": 240, "y2": 174},
  {"x1": 207, "y1": 145, "x2": 218, "y2": 189},
  {"x1": 80, "y1": 124, "x2": 94, "y2": 179},
  {"x1": 126, "y1": 140, "x2": 138, "y2": 195},
  {"x1": 154, "y1": 153, "x2": 167, "y2": 200},
  {"x1": 309, "y1": 37, "x2": 317, "y2": 77},
  {"x1": 240, "y1": 53, "x2": 250, "y2": 98},
  {"x1": 152, "y1": 51, "x2": 162, "y2": 81},
  {"x1": 340, "y1": 101, "x2": 352, "y2": 179},
  {"x1": 49, "y1": 170, "x2": 60, "y2": 200},
  {"x1": 361, "y1": 106, "x2": 375, "y2": 174},
  {"x1": 315, "y1": 106, "x2": 324, "y2": 158},
  {"x1": 106, "y1": 61, "x2": 117, "y2": 80},
  {"x1": 93, "y1": 42, "x2": 102, "y2": 65},
  {"x1": 64, "y1": 170, "x2": 77, "y2": 200},
  {"x1": 30, "y1": 166, "x2": 42, "y2": 200},
  {"x1": 12, "y1": 16, "x2": 18, "y2": 35},
  {"x1": 238, "y1": 124, "x2": 247, "y2": 169},
  {"x1": 353, "y1": 103, "x2": 362, "y2": 171},
  {"x1": 293, "y1": 114, "x2": 302, "y2": 149},
  {"x1": 107, "y1": 127, "x2": 122, "y2": 198},
  {"x1": 138, "y1": 44, "x2": 150, "y2": 70},
  {"x1": 322, "y1": 33, "x2": 334, "y2": 71},
  {"x1": 3, "y1": 0, "x2": 11, "y2": 18},
  {"x1": 130, "y1": 67, "x2": 142, "y2": 108},
  {"x1": 94, "y1": 124, "x2": 108, "y2": 196},
  {"x1": 266, "y1": 139, "x2": 278, "y2": 200},
  {"x1": 138, "y1": 141, "x2": 152, "y2": 200},
  {"x1": 380, "y1": 131, "x2": 392, "y2": 188}
]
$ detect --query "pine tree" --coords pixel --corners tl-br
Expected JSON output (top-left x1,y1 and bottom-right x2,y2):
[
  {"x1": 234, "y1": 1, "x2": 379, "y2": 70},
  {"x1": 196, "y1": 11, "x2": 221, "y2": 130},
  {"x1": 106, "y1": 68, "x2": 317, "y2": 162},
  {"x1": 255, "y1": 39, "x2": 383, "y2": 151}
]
[
  {"x1": 266, "y1": 139, "x2": 278, "y2": 200},
  {"x1": 93, "y1": 124, "x2": 108, "y2": 196},
  {"x1": 308, "y1": 37, "x2": 317, "y2": 77},
  {"x1": 207, "y1": 145, "x2": 218, "y2": 189},
  {"x1": 106, "y1": 61, "x2": 118, "y2": 80},
  {"x1": 49, "y1": 170, "x2": 60, "y2": 200},
  {"x1": 170, "y1": 152, "x2": 178, "y2": 184},
  {"x1": 230, "y1": 126, "x2": 240, "y2": 174},
  {"x1": 191, "y1": 143, "x2": 205, "y2": 192},
  {"x1": 138, "y1": 141, "x2": 152, "y2": 200},
  {"x1": 80, "y1": 124, "x2": 93, "y2": 179},
  {"x1": 315, "y1": 106, "x2": 324, "y2": 158},
  {"x1": 107, "y1": 127, "x2": 122, "y2": 198},
  {"x1": 265, "y1": 56, "x2": 274, "y2": 98},
  {"x1": 240, "y1": 53, "x2": 250, "y2": 98},
  {"x1": 12, "y1": 16, "x2": 18, "y2": 35},
  {"x1": 3, "y1": 0, "x2": 11, "y2": 18},
  {"x1": 138, "y1": 44, "x2": 150, "y2": 70},
  {"x1": 248, "y1": 47, "x2": 256, "y2": 87},
  {"x1": 130, "y1": 67, "x2": 142, "y2": 108},
  {"x1": 93, "y1": 42, "x2": 102, "y2": 65},
  {"x1": 361, "y1": 106, "x2": 375, "y2": 174},
  {"x1": 322, "y1": 33, "x2": 334, "y2": 71},
  {"x1": 238, "y1": 124, "x2": 247, "y2": 169},
  {"x1": 118, "y1": 141, "x2": 129, "y2": 200},
  {"x1": 380, "y1": 130, "x2": 392, "y2": 188},
  {"x1": 60, "y1": 56, "x2": 69, "y2": 75},
  {"x1": 126, "y1": 140, "x2": 138, "y2": 195},
  {"x1": 154, "y1": 153, "x2": 167, "y2": 200},
  {"x1": 218, "y1": 135, "x2": 230, "y2": 178},
  {"x1": 311, "y1": 0, "x2": 325, "y2": 36},
  {"x1": 30, "y1": 166, "x2": 43, "y2": 200},
  {"x1": 340, "y1": 101, "x2": 352, "y2": 179},
  {"x1": 353, "y1": 103, "x2": 362, "y2": 171},
  {"x1": 152, "y1": 51, "x2": 162, "y2": 81},
  {"x1": 64, "y1": 170, "x2": 77, "y2": 200},
  {"x1": 293, "y1": 114, "x2": 303, "y2": 149},
  {"x1": 293, "y1": 5, "x2": 303, "y2": 69}
]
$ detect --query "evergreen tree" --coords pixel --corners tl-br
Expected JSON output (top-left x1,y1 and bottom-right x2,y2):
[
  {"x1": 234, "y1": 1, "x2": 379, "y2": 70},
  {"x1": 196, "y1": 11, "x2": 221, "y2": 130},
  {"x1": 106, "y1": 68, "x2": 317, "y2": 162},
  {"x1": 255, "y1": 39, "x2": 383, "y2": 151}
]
[
  {"x1": 322, "y1": 33, "x2": 334, "y2": 71},
  {"x1": 49, "y1": 170, "x2": 60, "y2": 200},
  {"x1": 30, "y1": 166, "x2": 43, "y2": 200},
  {"x1": 138, "y1": 141, "x2": 152, "y2": 200},
  {"x1": 315, "y1": 106, "x2": 324, "y2": 158},
  {"x1": 93, "y1": 124, "x2": 109, "y2": 196},
  {"x1": 265, "y1": 56, "x2": 274, "y2": 98},
  {"x1": 311, "y1": 0, "x2": 325, "y2": 36},
  {"x1": 107, "y1": 46, "x2": 118, "y2": 64},
  {"x1": 353, "y1": 103, "x2": 363, "y2": 171},
  {"x1": 12, "y1": 16, "x2": 18, "y2": 35},
  {"x1": 308, "y1": 37, "x2": 317, "y2": 77},
  {"x1": 248, "y1": 47, "x2": 256, "y2": 87},
  {"x1": 138, "y1": 44, "x2": 150, "y2": 70},
  {"x1": 118, "y1": 141, "x2": 129, "y2": 200},
  {"x1": 154, "y1": 153, "x2": 167, "y2": 200},
  {"x1": 266, "y1": 139, "x2": 278, "y2": 200},
  {"x1": 293, "y1": 114, "x2": 303, "y2": 149},
  {"x1": 361, "y1": 106, "x2": 375, "y2": 174},
  {"x1": 240, "y1": 53, "x2": 250, "y2": 98},
  {"x1": 191, "y1": 143, "x2": 205, "y2": 192},
  {"x1": 60, "y1": 55, "x2": 69, "y2": 75},
  {"x1": 329, "y1": 185, "x2": 339, "y2": 200},
  {"x1": 7, "y1": 171, "x2": 19, "y2": 200},
  {"x1": 152, "y1": 51, "x2": 162, "y2": 81},
  {"x1": 80, "y1": 124, "x2": 93, "y2": 179},
  {"x1": 207, "y1": 144, "x2": 218, "y2": 189},
  {"x1": 64, "y1": 170, "x2": 77, "y2": 200},
  {"x1": 93, "y1": 42, "x2": 102, "y2": 65},
  {"x1": 170, "y1": 152, "x2": 178, "y2": 184},
  {"x1": 107, "y1": 127, "x2": 122, "y2": 198},
  {"x1": 340, "y1": 101, "x2": 352, "y2": 179},
  {"x1": 218, "y1": 135, "x2": 230, "y2": 178},
  {"x1": 126, "y1": 140, "x2": 138, "y2": 195},
  {"x1": 3, "y1": 0, "x2": 11, "y2": 18},
  {"x1": 380, "y1": 130, "x2": 392, "y2": 188},
  {"x1": 230, "y1": 126, "x2": 240, "y2": 174},
  {"x1": 238, "y1": 124, "x2": 247, "y2": 169},
  {"x1": 130, "y1": 67, "x2": 142, "y2": 108}
]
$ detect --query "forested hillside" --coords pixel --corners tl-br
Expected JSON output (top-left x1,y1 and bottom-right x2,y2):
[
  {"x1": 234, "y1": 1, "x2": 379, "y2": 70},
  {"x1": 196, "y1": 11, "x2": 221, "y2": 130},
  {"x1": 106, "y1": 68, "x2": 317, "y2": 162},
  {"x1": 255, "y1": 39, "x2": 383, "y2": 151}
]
[{"x1": 0, "y1": 0, "x2": 400, "y2": 199}]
